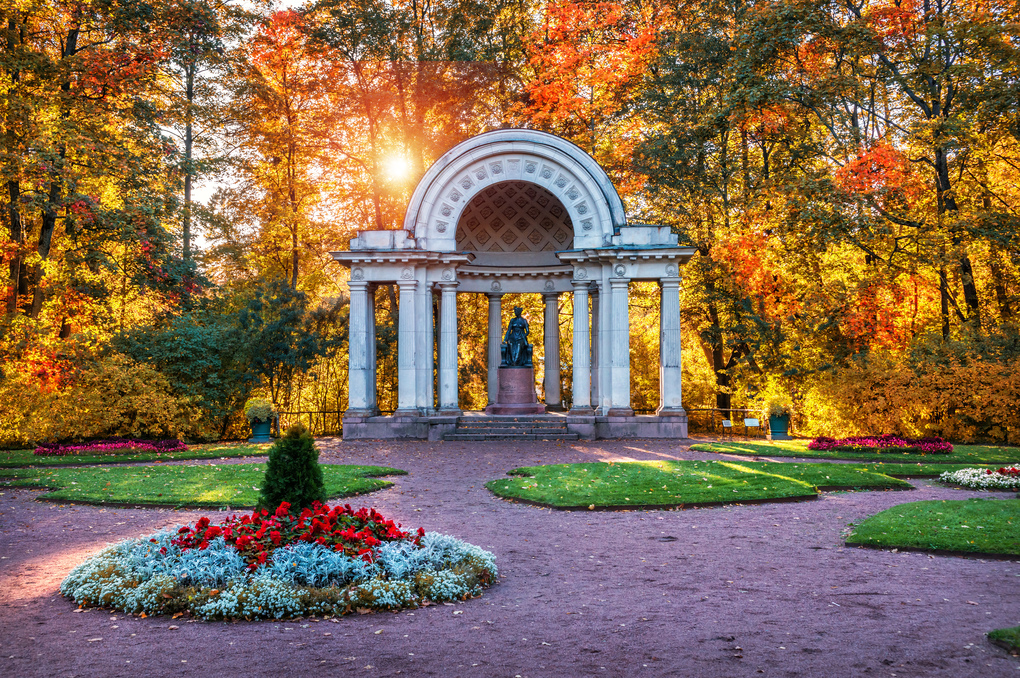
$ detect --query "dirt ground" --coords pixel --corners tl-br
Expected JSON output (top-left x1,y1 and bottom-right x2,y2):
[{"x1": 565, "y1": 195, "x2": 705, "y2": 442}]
[{"x1": 1, "y1": 438, "x2": 1018, "y2": 677}]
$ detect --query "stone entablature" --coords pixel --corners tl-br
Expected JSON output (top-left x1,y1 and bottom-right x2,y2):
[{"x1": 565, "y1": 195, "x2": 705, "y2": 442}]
[{"x1": 331, "y1": 129, "x2": 697, "y2": 440}]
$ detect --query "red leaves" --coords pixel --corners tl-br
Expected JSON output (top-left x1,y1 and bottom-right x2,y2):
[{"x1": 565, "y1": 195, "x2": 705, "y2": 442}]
[{"x1": 834, "y1": 142, "x2": 923, "y2": 207}]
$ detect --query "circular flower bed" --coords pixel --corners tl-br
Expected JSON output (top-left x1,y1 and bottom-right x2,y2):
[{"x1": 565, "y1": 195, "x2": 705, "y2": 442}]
[
  {"x1": 60, "y1": 502, "x2": 497, "y2": 620},
  {"x1": 809, "y1": 434, "x2": 952, "y2": 454},
  {"x1": 939, "y1": 466, "x2": 1020, "y2": 491}
]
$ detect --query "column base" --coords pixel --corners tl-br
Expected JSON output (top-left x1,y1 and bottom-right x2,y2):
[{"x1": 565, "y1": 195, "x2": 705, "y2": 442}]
[
  {"x1": 567, "y1": 406, "x2": 594, "y2": 416},
  {"x1": 605, "y1": 407, "x2": 634, "y2": 417},
  {"x1": 437, "y1": 407, "x2": 462, "y2": 416},
  {"x1": 392, "y1": 408, "x2": 420, "y2": 419},
  {"x1": 345, "y1": 408, "x2": 378, "y2": 418},
  {"x1": 655, "y1": 406, "x2": 687, "y2": 418}
]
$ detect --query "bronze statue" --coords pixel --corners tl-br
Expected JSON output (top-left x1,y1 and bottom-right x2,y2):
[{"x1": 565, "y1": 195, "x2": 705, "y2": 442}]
[{"x1": 500, "y1": 306, "x2": 533, "y2": 367}]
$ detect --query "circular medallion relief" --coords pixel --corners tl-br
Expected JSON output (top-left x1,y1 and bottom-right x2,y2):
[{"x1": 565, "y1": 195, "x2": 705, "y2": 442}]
[
  {"x1": 491, "y1": 281, "x2": 502, "y2": 292},
  {"x1": 575, "y1": 267, "x2": 588, "y2": 280},
  {"x1": 352, "y1": 268, "x2": 364, "y2": 281},
  {"x1": 442, "y1": 268, "x2": 454, "y2": 281},
  {"x1": 613, "y1": 264, "x2": 627, "y2": 277},
  {"x1": 401, "y1": 268, "x2": 413, "y2": 280},
  {"x1": 666, "y1": 264, "x2": 678, "y2": 277}
]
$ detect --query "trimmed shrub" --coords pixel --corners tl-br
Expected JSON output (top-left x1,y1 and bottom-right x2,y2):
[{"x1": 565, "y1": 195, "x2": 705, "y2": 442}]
[{"x1": 258, "y1": 424, "x2": 325, "y2": 511}]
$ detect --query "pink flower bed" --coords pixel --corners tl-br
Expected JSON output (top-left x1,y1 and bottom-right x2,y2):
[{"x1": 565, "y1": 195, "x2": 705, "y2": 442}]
[
  {"x1": 34, "y1": 438, "x2": 188, "y2": 457},
  {"x1": 808, "y1": 434, "x2": 953, "y2": 454}
]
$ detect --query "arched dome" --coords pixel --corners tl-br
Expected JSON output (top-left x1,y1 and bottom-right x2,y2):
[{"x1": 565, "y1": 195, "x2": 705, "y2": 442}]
[{"x1": 403, "y1": 129, "x2": 627, "y2": 252}]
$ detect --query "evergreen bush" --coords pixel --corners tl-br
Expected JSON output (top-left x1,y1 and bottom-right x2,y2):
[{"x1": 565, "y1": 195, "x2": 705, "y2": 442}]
[{"x1": 258, "y1": 424, "x2": 325, "y2": 510}]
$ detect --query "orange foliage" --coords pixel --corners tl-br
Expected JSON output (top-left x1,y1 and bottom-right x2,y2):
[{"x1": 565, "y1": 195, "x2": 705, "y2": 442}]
[
  {"x1": 525, "y1": 2, "x2": 658, "y2": 133},
  {"x1": 834, "y1": 141, "x2": 923, "y2": 207},
  {"x1": 865, "y1": 0, "x2": 922, "y2": 49}
]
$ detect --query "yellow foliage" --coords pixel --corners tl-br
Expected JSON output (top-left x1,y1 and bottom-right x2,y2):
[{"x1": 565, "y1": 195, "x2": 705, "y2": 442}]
[
  {"x1": 2, "y1": 353, "x2": 196, "y2": 445},
  {"x1": 802, "y1": 352, "x2": 1020, "y2": 443}
]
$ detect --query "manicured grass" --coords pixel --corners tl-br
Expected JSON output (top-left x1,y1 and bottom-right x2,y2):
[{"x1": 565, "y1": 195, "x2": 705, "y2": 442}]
[
  {"x1": 486, "y1": 460, "x2": 912, "y2": 509},
  {"x1": 0, "y1": 442, "x2": 270, "y2": 468},
  {"x1": 0, "y1": 463, "x2": 406, "y2": 508},
  {"x1": 846, "y1": 498, "x2": 1020, "y2": 555},
  {"x1": 989, "y1": 627, "x2": 1020, "y2": 654},
  {"x1": 692, "y1": 440, "x2": 1020, "y2": 465}
]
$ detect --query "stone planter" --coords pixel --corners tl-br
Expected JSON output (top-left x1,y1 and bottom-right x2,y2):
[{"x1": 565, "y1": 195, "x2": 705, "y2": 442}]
[
  {"x1": 249, "y1": 419, "x2": 272, "y2": 443},
  {"x1": 768, "y1": 413, "x2": 791, "y2": 440}
]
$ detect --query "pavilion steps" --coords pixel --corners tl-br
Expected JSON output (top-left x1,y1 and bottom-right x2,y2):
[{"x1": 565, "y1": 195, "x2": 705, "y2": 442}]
[{"x1": 443, "y1": 416, "x2": 579, "y2": 441}]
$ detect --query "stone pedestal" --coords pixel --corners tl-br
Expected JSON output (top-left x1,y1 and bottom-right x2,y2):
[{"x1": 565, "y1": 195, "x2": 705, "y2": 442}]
[{"x1": 485, "y1": 367, "x2": 546, "y2": 415}]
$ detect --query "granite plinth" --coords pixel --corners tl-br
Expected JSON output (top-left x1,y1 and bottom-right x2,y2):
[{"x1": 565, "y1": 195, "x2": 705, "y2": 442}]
[{"x1": 485, "y1": 366, "x2": 546, "y2": 415}]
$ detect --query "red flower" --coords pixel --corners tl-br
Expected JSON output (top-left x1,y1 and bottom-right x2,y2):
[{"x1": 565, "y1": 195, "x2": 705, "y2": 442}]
[
  {"x1": 275, "y1": 502, "x2": 291, "y2": 518},
  {"x1": 270, "y1": 530, "x2": 281, "y2": 545}
]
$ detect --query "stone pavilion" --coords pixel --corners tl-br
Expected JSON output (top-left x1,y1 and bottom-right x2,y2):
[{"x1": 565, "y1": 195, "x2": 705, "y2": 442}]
[{"x1": 331, "y1": 129, "x2": 695, "y2": 440}]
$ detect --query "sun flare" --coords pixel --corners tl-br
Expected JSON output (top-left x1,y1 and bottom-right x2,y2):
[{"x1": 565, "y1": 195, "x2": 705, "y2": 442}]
[{"x1": 383, "y1": 154, "x2": 410, "y2": 180}]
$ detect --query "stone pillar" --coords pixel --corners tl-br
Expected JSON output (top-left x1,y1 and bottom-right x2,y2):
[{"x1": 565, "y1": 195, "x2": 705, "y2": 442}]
[
  {"x1": 657, "y1": 276, "x2": 684, "y2": 416},
  {"x1": 346, "y1": 280, "x2": 372, "y2": 415},
  {"x1": 543, "y1": 292, "x2": 561, "y2": 408},
  {"x1": 438, "y1": 281, "x2": 460, "y2": 414},
  {"x1": 486, "y1": 292, "x2": 502, "y2": 406},
  {"x1": 608, "y1": 275, "x2": 633, "y2": 416},
  {"x1": 366, "y1": 284, "x2": 377, "y2": 414},
  {"x1": 395, "y1": 278, "x2": 417, "y2": 415},
  {"x1": 569, "y1": 280, "x2": 592, "y2": 414},
  {"x1": 415, "y1": 278, "x2": 434, "y2": 412},
  {"x1": 589, "y1": 284, "x2": 599, "y2": 411}
]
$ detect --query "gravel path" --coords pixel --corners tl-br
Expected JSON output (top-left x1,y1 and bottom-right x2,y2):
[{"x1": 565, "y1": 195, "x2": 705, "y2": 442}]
[{"x1": 1, "y1": 438, "x2": 1018, "y2": 677}]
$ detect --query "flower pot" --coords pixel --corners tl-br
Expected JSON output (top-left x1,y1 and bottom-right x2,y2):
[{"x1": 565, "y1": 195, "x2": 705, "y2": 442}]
[
  {"x1": 768, "y1": 413, "x2": 791, "y2": 440},
  {"x1": 249, "y1": 419, "x2": 272, "y2": 443}
]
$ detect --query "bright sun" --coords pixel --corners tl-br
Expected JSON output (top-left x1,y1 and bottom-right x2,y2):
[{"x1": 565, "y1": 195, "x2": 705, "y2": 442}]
[{"x1": 383, "y1": 154, "x2": 410, "y2": 180}]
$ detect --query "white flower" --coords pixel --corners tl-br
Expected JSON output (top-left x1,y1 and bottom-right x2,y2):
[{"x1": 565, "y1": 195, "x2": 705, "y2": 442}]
[{"x1": 938, "y1": 467, "x2": 1020, "y2": 490}]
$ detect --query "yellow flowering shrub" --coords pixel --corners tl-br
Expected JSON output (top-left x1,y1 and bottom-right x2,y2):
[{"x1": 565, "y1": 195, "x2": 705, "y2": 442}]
[{"x1": 801, "y1": 352, "x2": 1020, "y2": 443}]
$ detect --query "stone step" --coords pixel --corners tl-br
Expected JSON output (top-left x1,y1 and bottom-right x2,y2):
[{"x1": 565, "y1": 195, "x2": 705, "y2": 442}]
[
  {"x1": 443, "y1": 432, "x2": 580, "y2": 441},
  {"x1": 455, "y1": 422, "x2": 568, "y2": 430},
  {"x1": 451, "y1": 427, "x2": 569, "y2": 435}
]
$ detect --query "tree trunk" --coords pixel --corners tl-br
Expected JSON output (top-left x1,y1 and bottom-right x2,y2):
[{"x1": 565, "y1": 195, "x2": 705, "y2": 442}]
[{"x1": 6, "y1": 180, "x2": 23, "y2": 313}]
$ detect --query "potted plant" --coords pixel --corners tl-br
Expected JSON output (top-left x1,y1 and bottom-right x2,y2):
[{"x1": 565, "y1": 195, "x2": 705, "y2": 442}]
[
  {"x1": 757, "y1": 387, "x2": 794, "y2": 441},
  {"x1": 244, "y1": 397, "x2": 276, "y2": 443}
]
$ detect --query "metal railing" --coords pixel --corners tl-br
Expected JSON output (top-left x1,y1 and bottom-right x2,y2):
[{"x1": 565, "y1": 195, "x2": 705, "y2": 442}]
[{"x1": 686, "y1": 408, "x2": 769, "y2": 438}]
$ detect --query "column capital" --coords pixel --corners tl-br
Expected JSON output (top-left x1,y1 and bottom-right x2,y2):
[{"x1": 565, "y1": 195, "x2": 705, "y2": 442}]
[
  {"x1": 437, "y1": 280, "x2": 460, "y2": 291},
  {"x1": 571, "y1": 279, "x2": 591, "y2": 291},
  {"x1": 348, "y1": 279, "x2": 370, "y2": 291},
  {"x1": 486, "y1": 290, "x2": 504, "y2": 299},
  {"x1": 609, "y1": 277, "x2": 630, "y2": 288},
  {"x1": 658, "y1": 276, "x2": 682, "y2": 288}
]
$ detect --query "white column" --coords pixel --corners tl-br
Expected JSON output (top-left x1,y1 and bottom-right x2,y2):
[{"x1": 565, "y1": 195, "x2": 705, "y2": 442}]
[
  {"x1": 395, "y1": 278, "x2": 417, "y2": 414},
  {"x1": 415, "y1": 278, "x2": 433, "y2": 412},
  {"x1": 569, "y1": 280, "x2": 592, "y2": 414},
  {"x1": 346, "y1": 280, "x2": 372, "y2": 415},
  {"x1": 486, "y1": 292, "x2": 502, "y2": 405},
  {"x1": 608, "y1": 276, "x2": 633, "y2": 416},
  {"x1": 438, "y1": 282, "x2": 460, "y2": 413},
  {"x1": 597, "y1": 267, "x2": 612, "y2": 414},
  {"x1": 366, "y1": 284, "x2": 377, "y2": 414},
  {"x1": 589, "y1": 284, "x2": 599, "y2": 410},
  {"x1": 543, "y1": 292, "x2": 561, "y2": 408},
  {"x1": 658, "y1": 275, "x2": 684, "y2": 415}
]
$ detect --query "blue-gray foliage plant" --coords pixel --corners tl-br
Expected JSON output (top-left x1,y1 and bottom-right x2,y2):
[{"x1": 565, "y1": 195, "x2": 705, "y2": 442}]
[{"x1": 60, "y1": 528, "x2": 497, "y2": 620}]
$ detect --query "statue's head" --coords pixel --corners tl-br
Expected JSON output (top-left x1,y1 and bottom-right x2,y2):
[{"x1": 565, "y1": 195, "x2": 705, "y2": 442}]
[{"x1": 513, "y1": 306, "x2": 523, "y2": 316}]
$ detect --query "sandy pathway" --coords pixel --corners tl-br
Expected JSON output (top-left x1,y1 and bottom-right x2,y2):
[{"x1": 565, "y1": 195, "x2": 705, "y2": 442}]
[{"x1": 1, "y1": 438, "x2": 1017, "y2": 677}]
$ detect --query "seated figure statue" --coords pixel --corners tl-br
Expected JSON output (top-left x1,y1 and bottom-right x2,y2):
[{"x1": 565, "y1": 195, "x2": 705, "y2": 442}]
[{"x1": 500, "y1": 306, "x2": 533, "y2": 367}]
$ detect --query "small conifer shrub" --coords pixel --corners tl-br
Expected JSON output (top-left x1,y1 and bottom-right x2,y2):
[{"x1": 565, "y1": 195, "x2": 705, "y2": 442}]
[{"x1": 258, "y1": 424, "x2": 326, "y2": 511}]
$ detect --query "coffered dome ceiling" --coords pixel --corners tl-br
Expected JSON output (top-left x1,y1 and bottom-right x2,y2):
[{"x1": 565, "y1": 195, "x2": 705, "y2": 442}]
[{"x1": 456, "y1": 181, "x2": 573, "y2": 254}]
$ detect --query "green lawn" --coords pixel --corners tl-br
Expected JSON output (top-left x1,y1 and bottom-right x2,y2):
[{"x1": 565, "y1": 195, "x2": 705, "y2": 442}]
[
  {"x1": 846, "y1": 498, "x2": 1020, "y2": 555},
  {"x1": 486, "y1": 460, "x2": 914, "y2": 509},
  {"x1": 0, "y1": 442, "x2": 271, "y2": 468},
  {"x1": 692, "y1": 440, "x2": 1020, "y2": 465},
  {"x1": 989, "y1": 626, "x2": 1020, "y2": 654},
  {"x1": 0, "y1": 463, "x2": 406, "y2": 508}
]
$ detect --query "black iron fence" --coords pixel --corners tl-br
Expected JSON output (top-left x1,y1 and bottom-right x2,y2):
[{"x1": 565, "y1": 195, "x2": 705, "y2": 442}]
[{"x1": 686, "y1": 408, "x2": 769, "y2": 438}]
